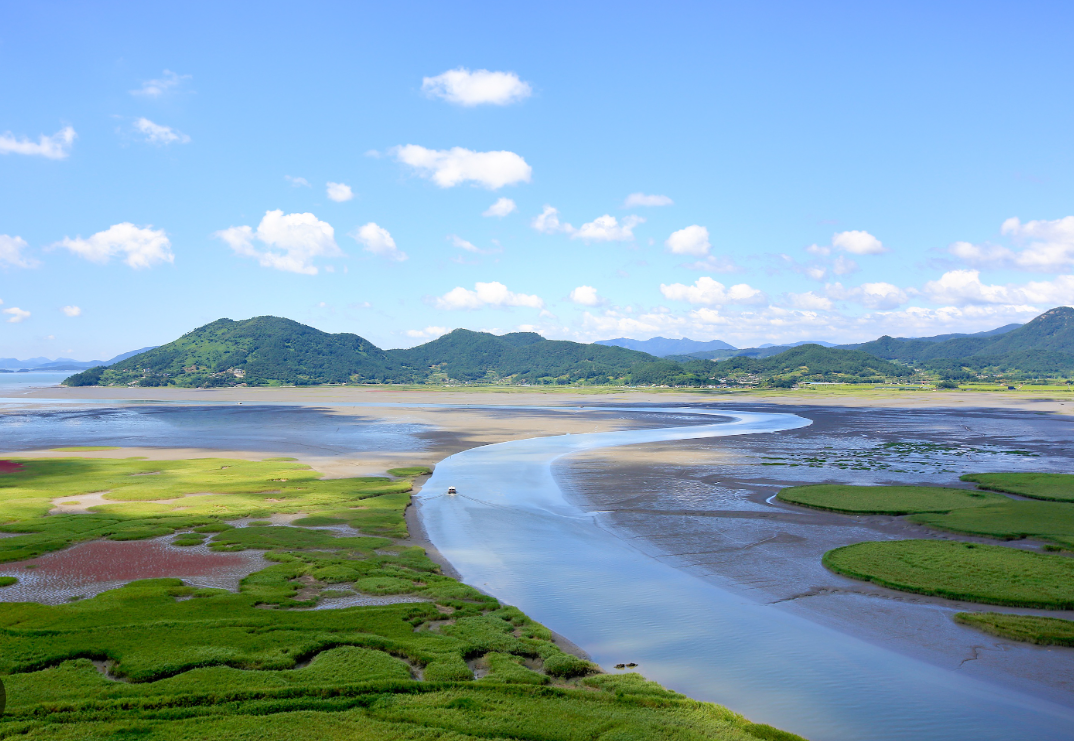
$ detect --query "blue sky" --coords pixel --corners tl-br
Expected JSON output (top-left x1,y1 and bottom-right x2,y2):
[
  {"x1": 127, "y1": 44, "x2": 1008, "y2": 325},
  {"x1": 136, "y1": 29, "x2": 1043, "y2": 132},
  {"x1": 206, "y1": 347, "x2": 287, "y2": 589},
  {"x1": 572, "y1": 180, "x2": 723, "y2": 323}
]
[{"x1": 2, "y1": 1, "x2": 1073, "y2": 359}]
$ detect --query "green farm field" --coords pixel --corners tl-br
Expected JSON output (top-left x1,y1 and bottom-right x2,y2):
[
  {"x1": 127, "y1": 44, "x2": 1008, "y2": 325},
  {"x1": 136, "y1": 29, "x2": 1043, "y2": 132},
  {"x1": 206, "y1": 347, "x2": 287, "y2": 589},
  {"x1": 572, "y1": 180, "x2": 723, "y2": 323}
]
[{"x1": 0, "y1": 455, "x2": 803, "y2": 741}]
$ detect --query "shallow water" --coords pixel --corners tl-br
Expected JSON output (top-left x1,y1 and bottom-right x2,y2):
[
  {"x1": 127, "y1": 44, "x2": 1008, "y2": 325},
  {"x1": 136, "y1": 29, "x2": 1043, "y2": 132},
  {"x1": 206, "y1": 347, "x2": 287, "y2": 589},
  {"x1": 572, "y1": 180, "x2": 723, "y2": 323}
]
[{"x1": 416, "y1": 408, "x2": 1074, "y2": 741}]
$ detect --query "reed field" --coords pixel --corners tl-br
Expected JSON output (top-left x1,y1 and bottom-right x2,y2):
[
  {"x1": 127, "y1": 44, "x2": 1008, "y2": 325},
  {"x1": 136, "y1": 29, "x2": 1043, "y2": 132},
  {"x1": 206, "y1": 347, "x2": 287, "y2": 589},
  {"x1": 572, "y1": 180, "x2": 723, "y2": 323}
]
[{"x1": 776, "y1": 484, "x2": 1006, "y2": 514}]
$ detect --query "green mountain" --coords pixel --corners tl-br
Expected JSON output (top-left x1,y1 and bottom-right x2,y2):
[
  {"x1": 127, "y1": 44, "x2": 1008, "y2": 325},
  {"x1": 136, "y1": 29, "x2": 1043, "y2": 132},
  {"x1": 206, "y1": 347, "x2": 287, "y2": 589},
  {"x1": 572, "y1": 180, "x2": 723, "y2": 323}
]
[
  {"x1": 64, "y1": 317, "x2": 653, "y2": 387},
  {"x1": 629, "y1": 345, "x2": 912, "y2": 386},
  {"x1": 850, "y1": 307, "x2": 1074, "y2": 375}
]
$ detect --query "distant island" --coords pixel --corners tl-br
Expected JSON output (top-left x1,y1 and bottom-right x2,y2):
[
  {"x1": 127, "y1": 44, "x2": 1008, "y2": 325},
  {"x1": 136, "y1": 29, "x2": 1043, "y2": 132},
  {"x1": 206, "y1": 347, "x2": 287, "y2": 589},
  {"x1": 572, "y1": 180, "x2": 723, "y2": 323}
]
[{"x1": 64, "y1": 307, "x2": 1074, "y2": 389}]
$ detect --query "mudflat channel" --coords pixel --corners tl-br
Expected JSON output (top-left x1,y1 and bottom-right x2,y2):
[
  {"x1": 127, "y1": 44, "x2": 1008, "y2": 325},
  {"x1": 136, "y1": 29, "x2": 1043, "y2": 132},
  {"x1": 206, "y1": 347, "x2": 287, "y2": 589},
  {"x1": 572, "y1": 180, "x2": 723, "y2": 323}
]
[{"x1": 555, "y1": 403, "x2": 1074, "y2": 710}]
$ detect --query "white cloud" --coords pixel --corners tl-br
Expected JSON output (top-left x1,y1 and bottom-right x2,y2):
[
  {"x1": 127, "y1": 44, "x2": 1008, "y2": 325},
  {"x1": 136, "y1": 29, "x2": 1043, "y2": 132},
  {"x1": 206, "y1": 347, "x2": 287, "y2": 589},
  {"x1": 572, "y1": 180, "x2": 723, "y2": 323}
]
[
  {"x1": 3, "y1": 307, "x2": 30, "y2": 323},
  {"x1": 0, "y1": 235, "x2": 37, "y2": 268},
  {"x1": 531, "y1": 205, "x2": 573, "y2": 234},
  {"x1": 569, "y1": 285, "x2": 602, "y2": 306},
  {"x1": 573, "y1": 215, "x2": 643, "y2": 242},
  {"x1": 435, "y1": 281, "x2": 544, "y2": 310},
  {"x1": 951, "y1": 216, "x2": 1074, "y2": 273},
  {"x1": 805, "y1": 244, "x2": 830, "y2": 257},
  {"x1": 665, "y1": 225, "x2": 710, "y2": 256},
  {"x1": 483, "y1": 197, "x2": 517, "y2": 217},
  {"x1": 62, "y1": 305, "x2": 82, "y2": 317},
  {"x1": 391, "y1": 145, "x2": 532, "y2": 189},
  {"x1": 421, "y1": 68, "x2": 532, "y2": 106},
  {"x1": 215, "y1": 210, "x2": 343, "y2": 275},
  {"x1": 0, "y1": 126, "x2": 76, "y2": 159},
  {"x1": 832, "y1": 230, "x2": 886, "y2": 255},
  {"x1": 285, "y1": 175, "x2": 310, "y2": 187},
  {"x1": 827, "y1": 281, "x2": 910, "y2": 310},
  {"x1": 623, "y1": 193, "x2": 673, "y2": 208},
  {"x1": 133, "y1": 118, "x2": 189, "y2": 145},
  {"x1": 57, "y1": 223, "x2": 173, "y2": 269},
  {"x1": 326, "y1": 182, "x2": 354, "y2": 202},
  {"x1": 921, "y1": 269, "x2": 1074, "y2": 308},
  {"x1": 660, "y1": 276, "x2": 765, "y2": 305},
  {"x1": 447, "y1": 235, "x2": 483, "y2": 255},
  {"x1": 785, "y1": 291, "x2": 833, "y2": 311},
  {"x1": 351, "y1": 222, "x2": 407, "y2": 261},
  {"x1": 131, "y1": 70, "x2": 190, "y2": 97},
  {"x1": 406, "y1": 326, "x2": 450, "y2": 340}
]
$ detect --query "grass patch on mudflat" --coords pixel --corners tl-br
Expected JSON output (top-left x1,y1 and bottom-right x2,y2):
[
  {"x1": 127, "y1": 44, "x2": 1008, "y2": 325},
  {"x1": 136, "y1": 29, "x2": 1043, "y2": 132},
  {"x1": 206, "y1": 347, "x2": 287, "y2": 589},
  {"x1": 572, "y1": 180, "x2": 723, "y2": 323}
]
[
  {"x1": 909, "y1": 500, "x2": 1074, "y2": 548},
  {"x1": 823, "y1": 540, "x2": 1074, "y2": 608},
  {"x1": 954, "y1": 612, "x2": 1074, "y2": 647},
  {"x1": 961, "y1": 473, "x2": 1074, "y2": 502},
  {"x1": 777, "y1": 484, "x2": 1005, "y2": 514}
]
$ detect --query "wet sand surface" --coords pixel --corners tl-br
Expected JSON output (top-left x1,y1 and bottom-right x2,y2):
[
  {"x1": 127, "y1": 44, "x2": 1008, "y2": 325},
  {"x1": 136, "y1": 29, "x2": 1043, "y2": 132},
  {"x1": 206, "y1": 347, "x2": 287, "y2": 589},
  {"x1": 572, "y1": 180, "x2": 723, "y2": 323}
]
[{"x1": 554, "y1": 402, "x2": 1074, "y2": 708}]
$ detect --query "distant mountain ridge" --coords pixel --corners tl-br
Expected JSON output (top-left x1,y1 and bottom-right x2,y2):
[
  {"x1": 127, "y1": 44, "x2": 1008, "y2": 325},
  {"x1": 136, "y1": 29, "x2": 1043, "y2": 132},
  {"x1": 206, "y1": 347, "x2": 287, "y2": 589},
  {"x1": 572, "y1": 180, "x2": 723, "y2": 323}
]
[
  {"x1": 0, "y1": 347, "x2": 157, "y2": 371},
  {"x1": 595, "y1": 336, "x2": 735, "y2": 357},
  {"x1": 64, "y1": 317, "x2": 653, "y2": 387}
]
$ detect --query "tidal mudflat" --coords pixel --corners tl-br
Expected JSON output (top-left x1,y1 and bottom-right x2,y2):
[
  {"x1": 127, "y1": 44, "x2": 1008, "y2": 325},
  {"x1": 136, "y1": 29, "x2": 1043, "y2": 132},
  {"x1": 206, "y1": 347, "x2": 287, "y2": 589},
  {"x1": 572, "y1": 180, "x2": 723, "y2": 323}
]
[{"x1": 555, "y1": 402, "x2": 1074, "y2": 710}]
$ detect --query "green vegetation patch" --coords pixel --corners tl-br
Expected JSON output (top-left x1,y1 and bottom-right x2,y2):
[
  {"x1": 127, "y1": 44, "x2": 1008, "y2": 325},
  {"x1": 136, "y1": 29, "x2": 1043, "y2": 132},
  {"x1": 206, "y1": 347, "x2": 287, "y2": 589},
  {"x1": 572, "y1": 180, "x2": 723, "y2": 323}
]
[
  {"x1": 777, "y1": 484, "x2": 1006, "y2": 514},
  {"x1": 823, "y1": 539, "x2": 1074, "y2": 608},
  {"x1": 909, "y1": 500, "x2": 1074, "y2": 548},
  {"x1": 0, "y1": 575, "x2": 16, "y2": 587},
  {"x1": 961, "y1": 472, "x2": 1074, "y2": 502},
  {"x1": 954, "y1": 612, "x2": 1074, "y2": 647},
  {"x1": 388, "y1": 466, "x2": 433, "y2": 477}
]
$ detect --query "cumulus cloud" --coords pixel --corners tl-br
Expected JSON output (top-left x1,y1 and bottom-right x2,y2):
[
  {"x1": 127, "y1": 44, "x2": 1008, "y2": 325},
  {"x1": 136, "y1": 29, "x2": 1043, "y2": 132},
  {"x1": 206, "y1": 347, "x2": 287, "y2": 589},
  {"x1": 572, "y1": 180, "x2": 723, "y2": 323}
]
[
  {"x1": 569, "y1": 285, "x2": 602, "y2": 306},
  {"x1": 131, "y1": 70, "x2": 190, "y2": 97},
  {"x1": 660, "y1": 276, "x2": 765, "y2": 305},
  {"x1": 785, "y1": 291, "x2": 833, "y2": 311},
  {"x1": 133, "y1": 118, "x2": 190, "y2": 145},
  {"x1": 215, "y1": 210, "x2": 343, "y2": 275},
  {"x1": 832, "y1": 230, "x2": 886, "y2": 255},
  {"x1": 921, "y1": 269, "x2": 1074, "y2": 307},
  {"x1": 827, "y1": 281, "x2": 910, "y2": 310},
  {"x1": 392, "y1": 145, "x2": 531, "y2": 189},
  {"x1": 665, "y1": 225, "x2": 710, "y2": 256},
  {"x1": 531, "y1": 206, "x2": 573, "y2": 234},
  {"x1": 422, "y1": 68, "x2": 532, "y2": 106},
  {"x1": 0, "y1": 235, "x2": 37, "y2": 268},
  {"x1": 623, "y1": 193, "x2": 673, "y2": 208},
  {"x1": 949, "y1": 216, "x2": 1074, "y2": 273},
  {"x1": 483, "y1": 197, "x2": 517, "y2": 217},
  {"x1": 0, "y1": 126, "x2": 76, "y2": 159},
  {"x1": 832, "y1": 256, "x2": 859, "y2": 275},
  {"x1": 62, "y1": 305, "x2": 81, "y2": 317},
  {"x1": 407, "y1": 326, "x2": 450, "y2": 340},
  {"x1": 3, "y1": 307, "x2": 30, "y2": 323},
  {"x1": 326, "y1": 181, "x2": 354, "y2": 202},
  {"x1": 351, "y1": 222, "x2": 407, "y2": 261},
  {"x1": 285, "y1": 176, "x2": 310, "y2": 187},
  {"x1": 57, "y1": 223, "x2": 173, "y2": 269},
  {"x1": 573, "y1": 215, "x2": 643, "y2": 242},
  {"x1": 435, "y1": 281, "x2": 544, "y2": 310}
]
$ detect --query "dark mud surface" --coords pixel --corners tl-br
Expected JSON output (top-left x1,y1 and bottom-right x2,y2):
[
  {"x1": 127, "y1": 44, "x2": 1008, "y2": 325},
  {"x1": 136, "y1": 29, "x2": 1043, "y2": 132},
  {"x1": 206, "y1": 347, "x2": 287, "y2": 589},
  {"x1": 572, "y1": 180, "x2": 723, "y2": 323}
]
[{"x1": 555, "y1": 403, "x2": 1074, "y2": 708}]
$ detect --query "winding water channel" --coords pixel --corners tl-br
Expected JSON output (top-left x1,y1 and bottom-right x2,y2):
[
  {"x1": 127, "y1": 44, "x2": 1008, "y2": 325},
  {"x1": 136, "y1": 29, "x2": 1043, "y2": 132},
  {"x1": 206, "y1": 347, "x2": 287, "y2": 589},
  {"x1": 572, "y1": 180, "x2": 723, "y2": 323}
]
[{"x1": 416, "y1": 408, "x2": 1074, "y2": 741}]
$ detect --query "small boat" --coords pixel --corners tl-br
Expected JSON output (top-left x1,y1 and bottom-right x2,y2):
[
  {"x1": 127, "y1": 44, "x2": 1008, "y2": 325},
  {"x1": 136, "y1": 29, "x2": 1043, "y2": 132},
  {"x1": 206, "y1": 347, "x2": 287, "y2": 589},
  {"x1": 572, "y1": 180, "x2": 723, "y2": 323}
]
[{"x1": 447, "y1": 486, "x2": 457, "y2": 495}]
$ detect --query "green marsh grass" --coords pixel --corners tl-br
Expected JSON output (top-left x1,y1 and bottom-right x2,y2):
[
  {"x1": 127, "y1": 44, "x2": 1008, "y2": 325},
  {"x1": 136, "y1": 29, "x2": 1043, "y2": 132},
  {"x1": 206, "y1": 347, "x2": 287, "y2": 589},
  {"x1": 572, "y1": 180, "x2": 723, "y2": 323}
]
[
  {"x1": 954, "y1": 612, "x2": 1074, "y2": 646},
  {"x1": 961, "y1": 472, "x2": 1074, "y2": 502},
  {"x1": 777, "y1": 484, "x2": 1006, "y2": 514},
  {"x1": 823, "y1": 540, "x2": 1074, "y2": 608}
]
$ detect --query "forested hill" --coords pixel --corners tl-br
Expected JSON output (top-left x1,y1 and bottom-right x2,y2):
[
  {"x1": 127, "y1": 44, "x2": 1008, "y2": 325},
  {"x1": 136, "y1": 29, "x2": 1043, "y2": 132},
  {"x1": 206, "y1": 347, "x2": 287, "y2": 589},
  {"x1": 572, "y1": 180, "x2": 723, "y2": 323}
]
[
  {"x1": 63, "y1": 317, "x2": 654, "y2": 387},
  {"x1": 849, "y1": 306, "x2": 1074, "y2": 374}
]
